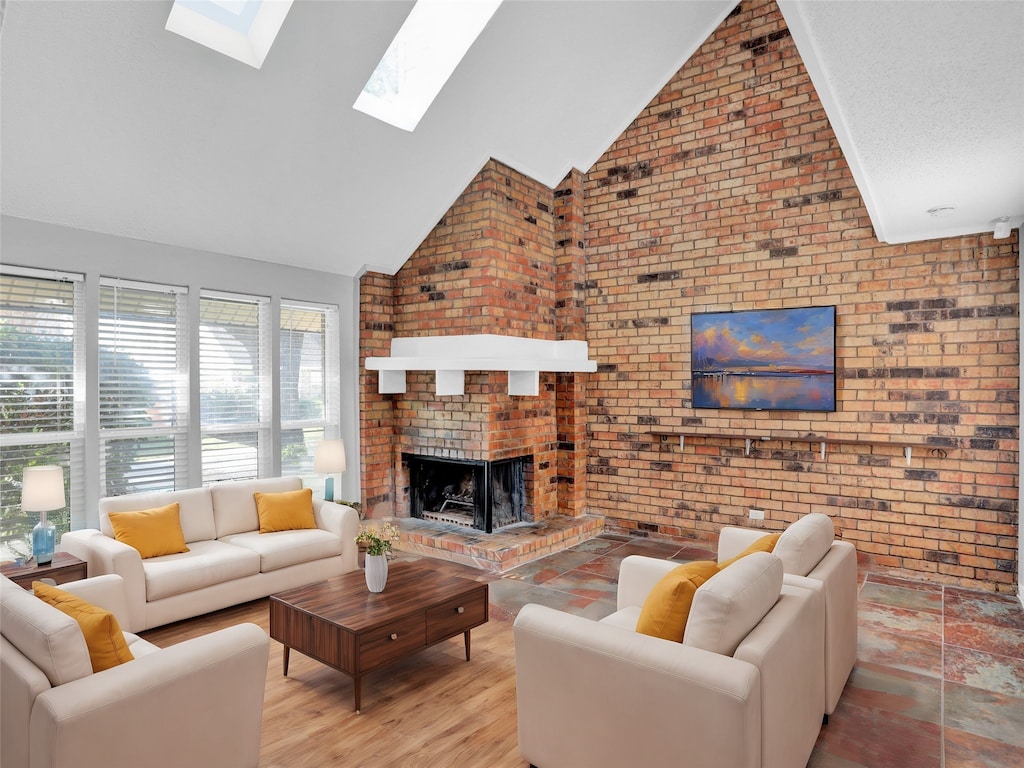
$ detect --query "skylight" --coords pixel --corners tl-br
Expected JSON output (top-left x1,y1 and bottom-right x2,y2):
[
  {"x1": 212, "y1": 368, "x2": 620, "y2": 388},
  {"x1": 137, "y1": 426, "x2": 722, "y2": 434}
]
[
  {"x1": 166, "y1": 0, "x2": 294, "y2": 69},
  {"x1": 354, "y1": 0, "x2": 503, "y2": 132}
]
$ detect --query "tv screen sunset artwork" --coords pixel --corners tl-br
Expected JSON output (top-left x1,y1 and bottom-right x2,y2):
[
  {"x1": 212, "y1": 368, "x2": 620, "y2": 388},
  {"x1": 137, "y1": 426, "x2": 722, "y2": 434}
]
[{"x1": 691, "y1": 306, "x2": 836, "y2": 412}]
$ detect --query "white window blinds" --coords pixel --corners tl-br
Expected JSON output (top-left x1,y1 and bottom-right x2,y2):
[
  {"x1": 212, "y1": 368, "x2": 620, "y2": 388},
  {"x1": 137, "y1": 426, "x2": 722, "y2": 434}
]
[
  {"x1": 0, "y1": 267, "x2": 85, "y2": 544},
  {"x1": 280, "y1": 301, "x2": 340, "y2": 483},
  {"x1": 98, "y1": 278, "x2": 189, "y2": 495},
  {"x1": 200, "y1": 291, "x2": 271, "y2": 483}
]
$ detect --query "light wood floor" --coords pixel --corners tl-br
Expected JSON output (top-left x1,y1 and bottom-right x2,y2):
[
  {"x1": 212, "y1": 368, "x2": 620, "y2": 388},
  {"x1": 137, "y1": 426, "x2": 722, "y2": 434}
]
[{"x1": 141, "y1": 598, "x2": 526, "y2": 767}]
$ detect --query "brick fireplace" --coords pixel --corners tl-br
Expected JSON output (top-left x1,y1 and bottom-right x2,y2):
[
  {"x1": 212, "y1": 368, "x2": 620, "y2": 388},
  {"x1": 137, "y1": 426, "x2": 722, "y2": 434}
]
[{"x1": 359, "y1": 161, "x2": 598, "y2": 568}]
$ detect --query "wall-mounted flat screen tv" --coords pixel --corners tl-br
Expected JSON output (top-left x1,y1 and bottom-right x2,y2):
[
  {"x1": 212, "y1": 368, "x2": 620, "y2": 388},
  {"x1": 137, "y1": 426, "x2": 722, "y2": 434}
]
[{"x1": 691, "y1": 305, "x2": 836, "y2": 412}]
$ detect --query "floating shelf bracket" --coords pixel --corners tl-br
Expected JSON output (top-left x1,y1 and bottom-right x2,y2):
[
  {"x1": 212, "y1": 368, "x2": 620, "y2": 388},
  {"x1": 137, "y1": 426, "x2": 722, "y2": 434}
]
[{"x1": 649, "y1": 430, "x2": 934, "y2": 467}]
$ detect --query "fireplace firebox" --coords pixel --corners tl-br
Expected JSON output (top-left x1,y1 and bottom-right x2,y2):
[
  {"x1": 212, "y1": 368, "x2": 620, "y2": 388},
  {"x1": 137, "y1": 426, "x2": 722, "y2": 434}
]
[{"x1": 404, "y1": 453, "x2": 529, "y2": 533}]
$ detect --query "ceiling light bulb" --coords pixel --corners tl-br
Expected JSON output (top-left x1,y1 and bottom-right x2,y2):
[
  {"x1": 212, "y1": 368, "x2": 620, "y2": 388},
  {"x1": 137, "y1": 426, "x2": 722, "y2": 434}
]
[{"x1": 993, "y1": 217, "x2": 1012, "y2": 239}]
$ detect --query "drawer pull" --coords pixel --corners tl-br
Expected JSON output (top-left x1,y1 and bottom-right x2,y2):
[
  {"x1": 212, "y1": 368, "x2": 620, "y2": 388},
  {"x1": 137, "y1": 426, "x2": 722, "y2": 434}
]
[
  {"x1": 390, "y1": 633, "x2": 398, "y2": 641},
  {"x1": 456, "y1": 606, "x2": 465, "y2": 614}
]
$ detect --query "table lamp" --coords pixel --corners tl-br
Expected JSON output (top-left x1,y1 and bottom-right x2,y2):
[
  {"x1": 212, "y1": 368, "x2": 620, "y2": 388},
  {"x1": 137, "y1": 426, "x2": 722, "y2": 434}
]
[
  {"x1": 314, "y1": 439, "x2": 346, "y2": 502},
  {"x1": 23, "y1": 465, "x2": 65, "y2": 565}
]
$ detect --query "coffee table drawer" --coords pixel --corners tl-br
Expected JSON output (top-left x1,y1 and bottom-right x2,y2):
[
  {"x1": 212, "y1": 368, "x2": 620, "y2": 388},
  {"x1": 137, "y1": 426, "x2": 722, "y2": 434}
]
[
  {"x1": 425, "y1": 589, "x2": 487, "y2": 644},
  {"x1": 358, "y1": 614, "x2": 425, "y2": 670}
]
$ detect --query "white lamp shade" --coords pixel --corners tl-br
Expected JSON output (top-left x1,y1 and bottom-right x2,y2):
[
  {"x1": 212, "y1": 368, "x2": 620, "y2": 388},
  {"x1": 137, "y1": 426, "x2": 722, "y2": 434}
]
[
  {"x1": 22, "y1": 466, "x2": 66, "y2": 512},
  {"x1": 314, "y1": 440, "x2": 346, "y2": 474}
]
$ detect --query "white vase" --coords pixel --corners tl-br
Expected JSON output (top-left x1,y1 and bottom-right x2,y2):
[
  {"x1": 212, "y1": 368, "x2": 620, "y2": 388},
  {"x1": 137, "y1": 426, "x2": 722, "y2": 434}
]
[{"x1": 364, "y1": 554, "x2": 388, "y2": 593}]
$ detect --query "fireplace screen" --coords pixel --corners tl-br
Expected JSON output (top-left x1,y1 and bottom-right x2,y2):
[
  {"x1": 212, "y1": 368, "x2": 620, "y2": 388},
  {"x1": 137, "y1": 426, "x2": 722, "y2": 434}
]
[{"x1": 405, "y1": 454, "x2": 528, "y2": 533}]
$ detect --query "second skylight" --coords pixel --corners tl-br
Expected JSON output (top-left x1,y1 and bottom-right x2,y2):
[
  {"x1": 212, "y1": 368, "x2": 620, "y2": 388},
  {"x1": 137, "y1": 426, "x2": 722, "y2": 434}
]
[{"x1": 354, "y1": 0, "x2": 503, "y2": 132}]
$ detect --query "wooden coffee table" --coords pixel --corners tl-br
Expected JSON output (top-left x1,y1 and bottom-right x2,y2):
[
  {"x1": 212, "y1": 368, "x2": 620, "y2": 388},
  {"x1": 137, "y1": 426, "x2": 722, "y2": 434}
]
[{"x1": 269, "y1": 558, "x2": 489, "y2": 712}]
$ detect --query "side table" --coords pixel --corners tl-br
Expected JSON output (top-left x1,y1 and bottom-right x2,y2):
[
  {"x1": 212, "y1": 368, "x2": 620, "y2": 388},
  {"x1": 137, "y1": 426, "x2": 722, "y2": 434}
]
[{"x1": 1, "y1": 551, "x2": 88, "y2": 589}]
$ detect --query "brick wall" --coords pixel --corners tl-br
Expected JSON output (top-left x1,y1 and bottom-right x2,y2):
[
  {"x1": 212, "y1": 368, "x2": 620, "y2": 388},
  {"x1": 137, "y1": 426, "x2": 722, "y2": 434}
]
[
  {"x1": 584, "y1": 0, "x2": 1019, "y2": 591},
  {"x1": 360, "y1": 0, "x2": 1019, "y2": 591},
  {"x1": 360, "y1": 159, "x2": 576, "y2": 523}
]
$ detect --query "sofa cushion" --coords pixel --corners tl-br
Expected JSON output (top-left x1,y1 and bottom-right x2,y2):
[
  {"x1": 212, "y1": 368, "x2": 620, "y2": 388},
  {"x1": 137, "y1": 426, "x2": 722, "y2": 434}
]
[
  {"x1": 683, "y1": 552, "x2": 783, "y2": 656},
  {"x1": 598, "y1": 605, "x2": 642, "y2": 631},
  {"x1": 0, "y1": 575, "x2": 93, "y2": 685},
  {"x1": 141, "y1": 540, "x2": 261, "y2": 601},
  {"x1": 99, "y1": 487, "x2": 216, "y2": 544},
  {"x1": 108, "y1": 503, "x2": 190, "y2": 559},
  {"x1": 635, "y1": 560, "x2": 720, "y2": 641},
  {"x1": 123, "y1": 633, "x2": 161, "y2": 658},
  {"x1": 211, "y1": 476, "x2": 303, "y2": 538},
  {"x1": 773, "y1": 513, "x2": 835, "y2": 576},
  {"x1": 254, "y1": 488, "x2": 317, "y2": 533},
  {"x1": 219, "y1": 528, "x2": 343, "y2": 572},
  {"x1": 32, "y1": 581, "x2": 134, "y2": 672},
  {"x1": 717, "y1": 532, "x2": 780, "y2": 570}
]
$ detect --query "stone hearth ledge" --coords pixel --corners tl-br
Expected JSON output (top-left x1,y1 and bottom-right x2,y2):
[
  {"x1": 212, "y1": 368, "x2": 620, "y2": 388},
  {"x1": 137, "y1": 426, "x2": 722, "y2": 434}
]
[{"x1": 391, "y1": 514, "x2": 605, "y2": 572}]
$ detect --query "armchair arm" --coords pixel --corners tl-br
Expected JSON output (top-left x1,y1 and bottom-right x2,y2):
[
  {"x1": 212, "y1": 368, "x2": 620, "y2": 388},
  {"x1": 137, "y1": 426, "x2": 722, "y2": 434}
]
[
  {"x1": 514, "y1": 603, "x2": 760, "y2": 768},
  {"x1": 616, "y1": 555, "x2": 679, "y2": 610},
  {"x1": 31, "y1": 623, "x2": 269, "y2": 768},
  {"x1": 312, "y1": 499, "x2": 361, "y2": 572},
  {"x1": 718, "y1": 526, "x2": 770, "y2": 563},
  {"x1": 59, "y1": 575, "x2": 131, "y2": 631},
  {"x1": 801, "y1": 540, "x2": 858, "y2": 714},
  {"x1": 734, "y1": 585, "x2": 825, "y2": 768}
]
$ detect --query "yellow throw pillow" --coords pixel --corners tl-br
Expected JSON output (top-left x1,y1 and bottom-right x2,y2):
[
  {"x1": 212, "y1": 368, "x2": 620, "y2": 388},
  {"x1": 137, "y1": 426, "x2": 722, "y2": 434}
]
[
  {"x1": 718, "y1": 532, "x2": 781, "y2": 570},
  {"x1": 33, "y1": 581, "x2": 134, "y2": 673},
  {"x1": 108, "y1": 503, "x2": 189, "y2": 559},
  {"x1": 635, "y1": 560, "x2": 720, "y2": 642},
  {"x1": 254, "y1": 488, "x2": 317, "y2": 533}
]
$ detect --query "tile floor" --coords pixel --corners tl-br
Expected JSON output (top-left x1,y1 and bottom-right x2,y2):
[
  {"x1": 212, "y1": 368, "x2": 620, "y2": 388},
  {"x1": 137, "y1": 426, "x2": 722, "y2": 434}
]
[{"x1": 487, "y1": 533, "x2": 1024, "y2": 768}]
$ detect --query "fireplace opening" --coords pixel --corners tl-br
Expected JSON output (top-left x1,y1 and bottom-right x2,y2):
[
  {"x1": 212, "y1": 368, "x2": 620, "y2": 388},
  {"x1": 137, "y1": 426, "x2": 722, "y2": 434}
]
[{"x1": 404, "y1": 453, "x2": 529, "y2": 533}]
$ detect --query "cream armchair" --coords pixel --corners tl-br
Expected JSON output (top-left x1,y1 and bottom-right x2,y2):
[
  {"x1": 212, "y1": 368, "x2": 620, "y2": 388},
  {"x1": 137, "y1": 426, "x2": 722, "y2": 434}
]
[
  {"x1": 514, "y1": 552, "x2": 824, "y2": 768},
  {"x1": 1, "y1": 574, "x2": 268, "y2": 768},
  {"x1": 718, "y1": 512, "x2": 858, "y2": 716}
]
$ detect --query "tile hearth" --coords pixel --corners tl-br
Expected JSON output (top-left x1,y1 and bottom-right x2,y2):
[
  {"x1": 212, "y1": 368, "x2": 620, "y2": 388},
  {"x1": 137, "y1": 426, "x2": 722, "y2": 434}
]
[{"x1": 386, "y1": 513, "x2": 605, "y2": 573}]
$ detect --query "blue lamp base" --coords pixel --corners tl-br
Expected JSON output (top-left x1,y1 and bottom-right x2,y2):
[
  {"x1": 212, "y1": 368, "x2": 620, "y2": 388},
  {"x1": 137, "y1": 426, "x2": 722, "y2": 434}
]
[
  {"x1": 324, "y1": 476, "x2": 335, "y2": 502},
  {"x1": 32, "y1": 512, "x2": 56, "y2": 565}
]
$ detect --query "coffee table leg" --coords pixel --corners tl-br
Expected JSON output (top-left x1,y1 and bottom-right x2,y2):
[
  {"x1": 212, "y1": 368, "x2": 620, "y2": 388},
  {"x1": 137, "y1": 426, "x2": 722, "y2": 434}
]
[
  {"x1": 282, "y1": 646, "x2": 290, "y2": 676},
  {"x1": 354, "y1": 675, "x2": 362, "y2": 713},
  {"x1": 464, "y1": 629, "x2": 471, "y2": 661}
]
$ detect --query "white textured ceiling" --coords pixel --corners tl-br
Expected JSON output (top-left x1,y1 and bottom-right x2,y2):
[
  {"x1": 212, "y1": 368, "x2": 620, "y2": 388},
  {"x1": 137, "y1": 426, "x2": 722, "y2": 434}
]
[
  {"x1": 1, "y1": 1, "x2": 1021, "y2": 278},
  {"x1": 778, "y1": 0, "x2": 1024, "y2": 245}
]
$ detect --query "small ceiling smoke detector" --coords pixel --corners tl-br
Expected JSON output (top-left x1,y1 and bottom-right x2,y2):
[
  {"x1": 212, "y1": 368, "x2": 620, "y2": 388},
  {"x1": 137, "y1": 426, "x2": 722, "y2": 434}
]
[
  {"x1": 926, "y1": 205, "x2": 956, "y2": 218},
  {"x1": 993, "y1": 217, "x2": 1012, "y2": 239}
]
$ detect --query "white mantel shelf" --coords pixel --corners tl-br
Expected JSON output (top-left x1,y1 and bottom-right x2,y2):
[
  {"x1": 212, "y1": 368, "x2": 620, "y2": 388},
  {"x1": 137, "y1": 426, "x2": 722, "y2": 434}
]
[{"x1": 365, "y1": 334, "x2": 597, "y2": 396}]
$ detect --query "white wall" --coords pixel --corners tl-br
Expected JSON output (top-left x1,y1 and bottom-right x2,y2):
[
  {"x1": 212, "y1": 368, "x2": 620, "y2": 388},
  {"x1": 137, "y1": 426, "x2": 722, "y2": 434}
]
[{"x1": 1, "y1": 215, "x2": 361, "y2": 527}]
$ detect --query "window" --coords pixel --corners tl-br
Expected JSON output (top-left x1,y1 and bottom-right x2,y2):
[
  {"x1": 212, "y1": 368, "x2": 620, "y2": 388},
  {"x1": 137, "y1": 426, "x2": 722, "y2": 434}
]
[
  {"x1": 0, "y1": 267, "x2": 84, "y2": 552},
  {"x1": 98, "y1": 279, "x2": 189, "y2": 496},
  {"x1": 354, "y1": 0, "x2": 503, "y2": 131},
  {"x1": 200, "y1": 291, "x2": 271, "y2": 483},
  {"x1": 4, "y1": 263, "x2": 344, "y2": 531},
  {"x1": 280, "y1": 301, "x2": 339, "y2": 484}
]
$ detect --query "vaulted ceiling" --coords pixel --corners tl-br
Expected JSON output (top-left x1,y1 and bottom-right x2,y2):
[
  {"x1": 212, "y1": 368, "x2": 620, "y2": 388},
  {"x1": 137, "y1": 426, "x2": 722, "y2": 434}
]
[{"x1": 2, "y1": 1, "x2": 1021, "y2": 277}]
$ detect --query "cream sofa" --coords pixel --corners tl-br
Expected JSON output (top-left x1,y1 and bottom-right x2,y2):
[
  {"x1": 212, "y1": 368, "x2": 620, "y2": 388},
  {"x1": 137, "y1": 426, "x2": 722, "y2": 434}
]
[
  {"x1": 61, "y1": 476, "x2": 360, "y2": 631},
  {"x1": 1, "y1": 573, "x2": 268, "y2": 768},
  {"x1": 514, "y1": 552, "x2": 825, "y2": 768},
  {"x1": 718, "y1": 512, "x2": 858, "y2": 716}
]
